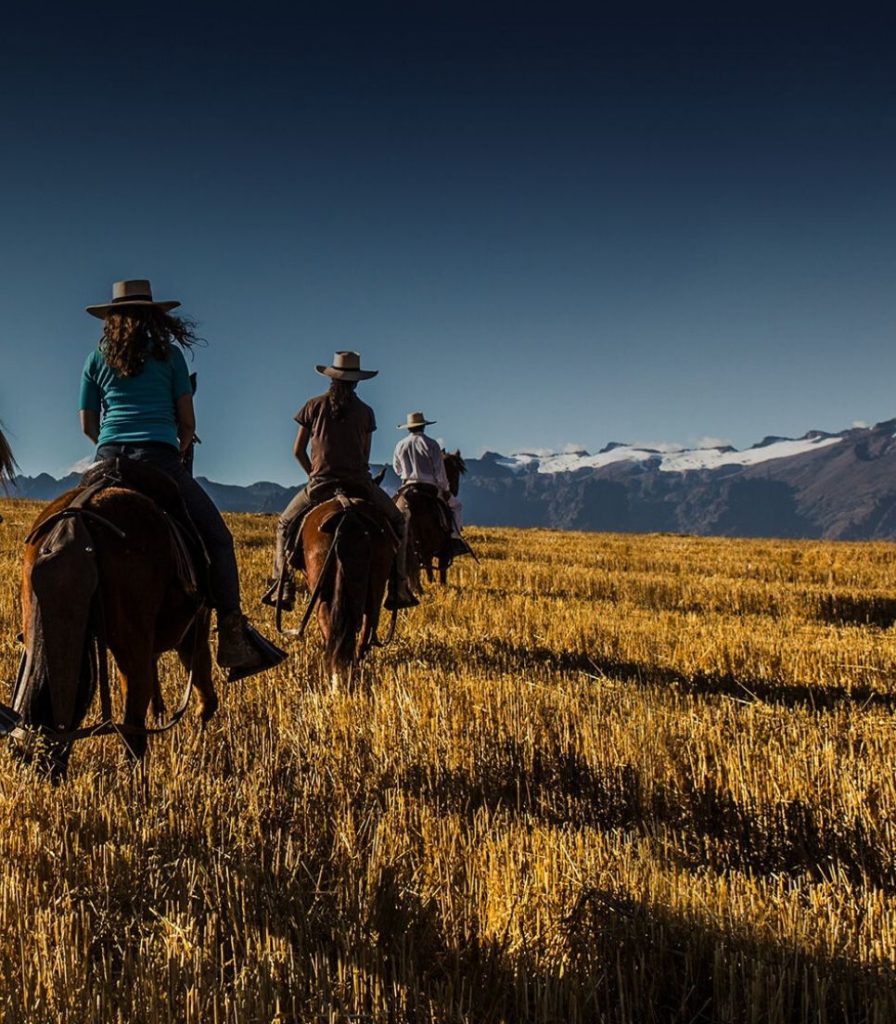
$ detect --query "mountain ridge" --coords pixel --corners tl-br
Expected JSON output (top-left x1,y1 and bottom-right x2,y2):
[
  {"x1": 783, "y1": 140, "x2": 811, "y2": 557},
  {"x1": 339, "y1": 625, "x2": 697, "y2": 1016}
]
[{"x1": 7, "y1": 419, "x2": 896, "y2": 539}]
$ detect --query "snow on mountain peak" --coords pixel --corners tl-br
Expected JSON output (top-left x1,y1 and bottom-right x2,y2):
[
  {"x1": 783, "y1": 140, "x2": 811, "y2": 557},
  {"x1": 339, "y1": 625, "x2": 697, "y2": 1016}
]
[{"x1": 495, "y1": 433, "x2": 844, "y2": 475}]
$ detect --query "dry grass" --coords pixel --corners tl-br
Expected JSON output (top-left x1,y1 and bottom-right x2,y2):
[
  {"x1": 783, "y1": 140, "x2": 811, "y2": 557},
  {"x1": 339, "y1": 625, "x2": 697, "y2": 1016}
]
[{"x1": 0, "y1": 500, "x2": 893, "y2": 1022}]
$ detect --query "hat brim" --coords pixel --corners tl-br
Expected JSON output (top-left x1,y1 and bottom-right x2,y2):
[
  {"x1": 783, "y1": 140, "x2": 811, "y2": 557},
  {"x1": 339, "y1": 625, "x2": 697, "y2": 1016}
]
[
  {"x1": 316, "y1": 365, "x2": 378, "y2": 381},
  {"x1": 398, "y1": 420, "x2": 436, "y2": 429},
  {"x1": 85, "y1": 299, "x2": 181, "y2": 319}
]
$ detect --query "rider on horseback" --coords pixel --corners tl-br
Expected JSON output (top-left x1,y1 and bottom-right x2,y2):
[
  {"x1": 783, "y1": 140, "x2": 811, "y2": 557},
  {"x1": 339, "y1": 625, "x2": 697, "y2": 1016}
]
[
  {"x1": 393, "y1": 410, "x2": 451, "y2": 500},
  {"x1": 78, "y1": 279, "x2": 273, "y2": 673},
  {"x1": 264, "y1": 351, "x2": 419, "y2": 613},
  {"x1": 394, "y1": 412, "x2": 467, "y2": 555}
]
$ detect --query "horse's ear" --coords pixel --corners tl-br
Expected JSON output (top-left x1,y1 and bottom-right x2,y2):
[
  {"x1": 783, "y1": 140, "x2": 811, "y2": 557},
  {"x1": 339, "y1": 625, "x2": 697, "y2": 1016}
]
[{"x1": 454, "y1": 449, "x2": 461, "y2": 457}]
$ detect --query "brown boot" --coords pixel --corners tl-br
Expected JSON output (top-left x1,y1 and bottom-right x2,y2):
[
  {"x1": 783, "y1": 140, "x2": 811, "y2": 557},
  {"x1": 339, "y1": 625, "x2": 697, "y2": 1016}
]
[{"x1": 217, "y1": 612, "x2": 266, "y2": 669}]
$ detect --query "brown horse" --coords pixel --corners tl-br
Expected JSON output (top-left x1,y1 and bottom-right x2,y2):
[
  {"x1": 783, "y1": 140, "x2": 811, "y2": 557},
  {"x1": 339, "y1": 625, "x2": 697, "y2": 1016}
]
[
  {"x1": 397, "y1": 450, "x2": 467, "y2": 591},
  {"x1": 297, "y1": 496, "x2": 396, "y2": 683},
  {"x1": 12, "y1": 462, "x2": 217, "y2": 778}
]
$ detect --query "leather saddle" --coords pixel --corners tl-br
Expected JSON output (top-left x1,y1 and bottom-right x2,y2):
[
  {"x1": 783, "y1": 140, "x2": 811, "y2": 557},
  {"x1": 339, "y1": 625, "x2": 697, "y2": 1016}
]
[
  {"x1": 287, "y1": 489, "x2": 398, "y2": 572},
  {"x1": 77, "y1": 457, "x2": 210, "y2": 601}
]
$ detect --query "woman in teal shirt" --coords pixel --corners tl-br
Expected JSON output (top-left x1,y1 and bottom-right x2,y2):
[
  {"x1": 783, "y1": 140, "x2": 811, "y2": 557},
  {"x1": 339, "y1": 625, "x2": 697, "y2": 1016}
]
[{"x1": 79, "y1": 279, "x2": 263, "y2": 671}]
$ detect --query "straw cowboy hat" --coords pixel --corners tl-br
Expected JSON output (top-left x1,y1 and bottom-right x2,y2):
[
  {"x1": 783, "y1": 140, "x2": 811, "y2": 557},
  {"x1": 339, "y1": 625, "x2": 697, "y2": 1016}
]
[
  {"x1": 398, "y1": 411, "x2": 437, "y2": 430},
  {"x1": 86, "y1": 279, "x2": 180, "y2": 319},
  {"x1": 315, "y1": 351, "x2": 378, "y2": 381}
]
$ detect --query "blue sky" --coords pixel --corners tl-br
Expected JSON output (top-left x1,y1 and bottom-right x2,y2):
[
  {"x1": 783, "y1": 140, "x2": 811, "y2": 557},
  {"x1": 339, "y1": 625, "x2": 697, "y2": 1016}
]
[{"x1": 1, "y1": 4, "x2": 895, "y2": 484}]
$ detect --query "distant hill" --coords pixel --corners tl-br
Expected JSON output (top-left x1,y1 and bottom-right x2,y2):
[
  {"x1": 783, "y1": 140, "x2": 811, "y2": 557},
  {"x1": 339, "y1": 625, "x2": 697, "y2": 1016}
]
[{"x1": 10, "y1": 419, "x2": 896, "y2": 539}]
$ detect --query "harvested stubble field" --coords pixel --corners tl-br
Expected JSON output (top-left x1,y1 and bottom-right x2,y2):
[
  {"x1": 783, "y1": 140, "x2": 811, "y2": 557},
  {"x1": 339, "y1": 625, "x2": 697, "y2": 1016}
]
[{"x1": 0, "y1": 499, "x2": 894, "y2": 1024}]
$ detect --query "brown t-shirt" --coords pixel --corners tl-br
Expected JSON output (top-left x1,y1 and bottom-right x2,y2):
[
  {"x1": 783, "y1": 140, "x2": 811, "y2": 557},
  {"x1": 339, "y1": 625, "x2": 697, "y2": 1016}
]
[{"x1": 295, "y1": 392, "x2": 376, "y2": 483}]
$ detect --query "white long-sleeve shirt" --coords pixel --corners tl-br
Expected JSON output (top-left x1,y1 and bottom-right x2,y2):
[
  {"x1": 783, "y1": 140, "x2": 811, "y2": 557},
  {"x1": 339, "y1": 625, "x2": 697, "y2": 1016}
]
[{"x1": 393, "y1": 432, "x2": 450, "y2": 491}]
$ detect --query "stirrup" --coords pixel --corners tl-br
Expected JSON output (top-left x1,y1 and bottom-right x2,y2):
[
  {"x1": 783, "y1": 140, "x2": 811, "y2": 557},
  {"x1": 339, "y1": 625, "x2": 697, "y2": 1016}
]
[{"x1": 260, "y1": 576, "x2": 295, "y2": 612}]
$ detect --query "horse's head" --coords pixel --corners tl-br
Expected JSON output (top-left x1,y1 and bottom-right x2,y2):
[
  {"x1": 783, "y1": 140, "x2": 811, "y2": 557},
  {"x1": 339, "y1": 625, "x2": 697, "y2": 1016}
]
[{"x1": 442, "y1": 450, "x2": 466, "y2": 497}]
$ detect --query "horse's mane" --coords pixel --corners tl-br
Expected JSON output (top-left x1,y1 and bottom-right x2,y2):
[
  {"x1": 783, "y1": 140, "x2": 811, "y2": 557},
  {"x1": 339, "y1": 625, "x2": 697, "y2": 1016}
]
[{"x1": 0, "y1": 427, "x2": 18, "y2": 489}]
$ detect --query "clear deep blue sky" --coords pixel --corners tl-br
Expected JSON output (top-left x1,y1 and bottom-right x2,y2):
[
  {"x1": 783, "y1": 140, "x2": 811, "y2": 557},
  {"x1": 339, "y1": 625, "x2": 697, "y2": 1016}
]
[{"x1": 2, "y1": 4, "x2": 895, "y2": 484}]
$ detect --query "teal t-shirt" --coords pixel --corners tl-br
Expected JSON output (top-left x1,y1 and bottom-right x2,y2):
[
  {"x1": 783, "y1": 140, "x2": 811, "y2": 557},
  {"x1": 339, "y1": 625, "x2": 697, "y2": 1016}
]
[{"x1": 79, "y1": 346, "x2": 193, "y2": 449}]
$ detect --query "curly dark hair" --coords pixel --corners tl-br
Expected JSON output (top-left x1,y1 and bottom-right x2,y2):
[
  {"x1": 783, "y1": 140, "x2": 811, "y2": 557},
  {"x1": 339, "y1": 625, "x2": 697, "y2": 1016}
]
[
  {"x1": 326, "y1": 380, "x2": 357, "y2": 420},
  {"x1": 100, "y1": 308, "x2": 200, "y2": 377}
]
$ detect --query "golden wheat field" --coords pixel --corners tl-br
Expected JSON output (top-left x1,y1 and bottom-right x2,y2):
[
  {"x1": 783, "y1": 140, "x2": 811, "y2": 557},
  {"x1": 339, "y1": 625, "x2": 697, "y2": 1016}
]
[{"x1": 0, "y1": 498, "x2": 894, "y2": 1023}]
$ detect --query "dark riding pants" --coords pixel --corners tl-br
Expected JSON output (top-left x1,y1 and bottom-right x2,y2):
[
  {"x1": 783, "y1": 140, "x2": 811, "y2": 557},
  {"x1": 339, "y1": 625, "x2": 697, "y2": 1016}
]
[{"x1": 96, "y1": 443, "x2": 241, "y2": 614}]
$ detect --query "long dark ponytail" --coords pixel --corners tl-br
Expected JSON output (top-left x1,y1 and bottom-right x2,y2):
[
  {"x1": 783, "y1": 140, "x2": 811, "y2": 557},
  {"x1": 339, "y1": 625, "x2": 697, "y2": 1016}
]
[{"x1": 327, "y1": 380, "x2": 357, "y2": 420}]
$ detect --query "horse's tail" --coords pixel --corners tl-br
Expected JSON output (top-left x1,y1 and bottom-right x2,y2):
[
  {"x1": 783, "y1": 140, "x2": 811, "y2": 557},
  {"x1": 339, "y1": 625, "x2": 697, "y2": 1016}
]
[
  {"x1": 326, "y1": 512, "x2": 372, "y2": 670},
  {"x1": 0, "y1": 426, "x2": 18, "y2": 489},
  {"x1": 16, "y1": 514, "x2": 99, "y2": 739}
]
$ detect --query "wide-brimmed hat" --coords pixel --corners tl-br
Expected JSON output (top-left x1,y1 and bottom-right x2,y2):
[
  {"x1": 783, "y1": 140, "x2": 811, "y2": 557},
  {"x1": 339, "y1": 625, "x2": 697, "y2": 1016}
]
[
  {"x1": 315, "y1": 351, "x2": 378, "y2": 381},
  {"x1": 86, "y1": 279, "x2": 181, "y2": 319},
  {"x1": 398, "y1": 411, "x2": 436, "y2": 430}
]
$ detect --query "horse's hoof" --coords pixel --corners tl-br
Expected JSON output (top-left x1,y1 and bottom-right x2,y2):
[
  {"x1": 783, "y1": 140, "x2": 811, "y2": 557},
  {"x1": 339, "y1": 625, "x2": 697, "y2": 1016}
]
[{"x1": 199, "y1": 695, "x2": 219, "y2": 723}]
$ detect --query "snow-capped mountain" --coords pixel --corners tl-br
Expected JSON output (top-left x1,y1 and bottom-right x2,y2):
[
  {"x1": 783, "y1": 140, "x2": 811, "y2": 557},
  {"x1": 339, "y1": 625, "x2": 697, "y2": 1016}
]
[
  {"x1": 457, "y1": 420, "x2": 896, "y2": 538},
  {"x1": 493, "y1": 432, "x2": 842, "y2": 475}
]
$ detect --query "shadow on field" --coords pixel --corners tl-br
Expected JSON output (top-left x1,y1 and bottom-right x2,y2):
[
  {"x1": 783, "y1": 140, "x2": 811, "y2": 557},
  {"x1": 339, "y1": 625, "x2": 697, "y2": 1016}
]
[
  {"x1": 649, "y1": 780, "x2": 896, "y2": 891},
  {"x1": 393, "y1": 744, "x2": 896, "y2": 892},
  {"x1": 408, "y1": 635, "x2": 896, "y2": 710},
  {"x1": 815, "y1": 592, "x2": 896, "y2": 628},
  {"x1": 262, "y1": 855, "x2": 895, "y2": 1023},
  {"x1": 97, "y1": 737, "x2": 894, "y2": 1022},
  {"x1": 475, "y1": 582, "x2": 896, "y2": 628}
]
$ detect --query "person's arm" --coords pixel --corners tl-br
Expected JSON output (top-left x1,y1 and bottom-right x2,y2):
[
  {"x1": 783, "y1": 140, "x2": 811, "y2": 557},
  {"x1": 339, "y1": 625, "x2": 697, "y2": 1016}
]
[
  {"x1": 294, "y1": 424, "x2": 312, "y2": 475},
  {"x1": 175, "y1": 394, "x2": 196, "y2": 453},
  {"x1": 80, "y1": 409, "x2": 99, "y2": 443},
  {"x1": 393, "y1": 441, "x2": 404, "y2": 480},
  {"x1": 79, "y1": 352, "x2": 101, "y2": 444}
]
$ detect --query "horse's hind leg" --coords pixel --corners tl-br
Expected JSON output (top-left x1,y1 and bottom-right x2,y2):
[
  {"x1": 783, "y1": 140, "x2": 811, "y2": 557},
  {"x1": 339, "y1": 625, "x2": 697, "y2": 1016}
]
[
  {"x1": 177, "y1": 609, "x2": 217, "y2": 723},
  {"x1": 116, "y1": 664, "x2": 152, "y2": 762},
  {"x1": 113, "y1": 638, "x2": 156, "y2": 762}
]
